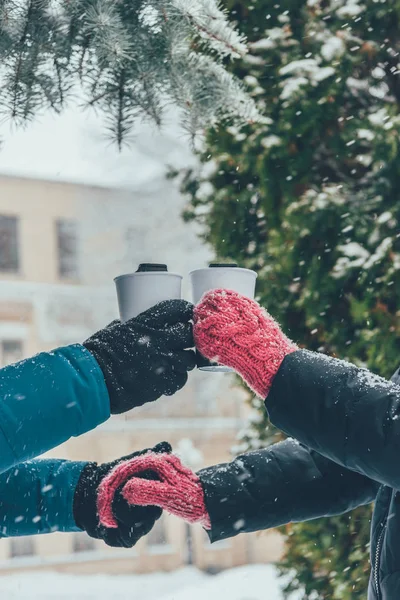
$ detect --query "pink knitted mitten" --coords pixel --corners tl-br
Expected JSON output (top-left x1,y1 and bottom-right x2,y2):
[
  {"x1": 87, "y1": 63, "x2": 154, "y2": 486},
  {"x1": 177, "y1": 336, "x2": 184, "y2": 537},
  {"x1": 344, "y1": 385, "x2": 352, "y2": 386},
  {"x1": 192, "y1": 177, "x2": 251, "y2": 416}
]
[
  {"x1": 97, "y1": 453, "x2": 211, "y2": 530},
  {"x1": 194, "y1": 289, "x2": 298, "y2": 398}
]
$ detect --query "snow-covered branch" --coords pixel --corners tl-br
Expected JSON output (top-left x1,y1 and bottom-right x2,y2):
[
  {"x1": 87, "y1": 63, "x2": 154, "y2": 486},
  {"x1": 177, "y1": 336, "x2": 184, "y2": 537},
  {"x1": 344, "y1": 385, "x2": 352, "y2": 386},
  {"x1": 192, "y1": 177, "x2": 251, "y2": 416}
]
[{"x1": 0, "y1": 0, "x2": 258, "y2": 146}]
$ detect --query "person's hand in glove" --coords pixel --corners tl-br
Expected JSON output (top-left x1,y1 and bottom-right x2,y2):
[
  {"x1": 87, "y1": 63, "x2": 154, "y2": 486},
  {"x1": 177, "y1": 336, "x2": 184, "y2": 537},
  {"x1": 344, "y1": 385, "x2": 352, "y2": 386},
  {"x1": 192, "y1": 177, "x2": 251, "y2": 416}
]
[
  {"x1": 83, "y1": 300, "x2": 196, "y2": 414},
  {"x1": 97, "y1": 450, "x2": 211, "y2": 530},
  {"x1": 73, "y1": 442, "x2": 172, "y2": 547},
  {"x1": 193, "y1": 289, "x2": 297, "y2": 399}
]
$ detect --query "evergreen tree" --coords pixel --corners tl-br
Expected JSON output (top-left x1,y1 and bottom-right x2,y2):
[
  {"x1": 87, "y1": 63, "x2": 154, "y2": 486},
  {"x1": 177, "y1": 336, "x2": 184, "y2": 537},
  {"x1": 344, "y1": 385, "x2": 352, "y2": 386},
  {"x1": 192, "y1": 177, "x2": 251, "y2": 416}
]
[
  {"x1": 0, "y1": 0, "x2": 259, "y2": 146},
  {"x1": 179, "y1": 1, "x2": 400, "y2": 597}
]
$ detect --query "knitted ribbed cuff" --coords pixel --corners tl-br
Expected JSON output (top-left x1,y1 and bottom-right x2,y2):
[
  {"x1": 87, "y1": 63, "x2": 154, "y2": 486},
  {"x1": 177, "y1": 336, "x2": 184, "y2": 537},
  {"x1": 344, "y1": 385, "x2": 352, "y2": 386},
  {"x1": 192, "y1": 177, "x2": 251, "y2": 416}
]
[{"x1": 194, "y1": 289, "x2": 297, "y2": 397}]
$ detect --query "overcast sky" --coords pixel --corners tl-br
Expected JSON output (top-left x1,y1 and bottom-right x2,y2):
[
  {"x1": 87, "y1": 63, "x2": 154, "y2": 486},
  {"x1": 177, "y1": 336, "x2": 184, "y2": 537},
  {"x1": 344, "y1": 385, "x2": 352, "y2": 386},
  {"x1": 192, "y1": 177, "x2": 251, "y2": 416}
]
[{"x1": 0, "y1": 102, "x2": 195, "y2": 190}]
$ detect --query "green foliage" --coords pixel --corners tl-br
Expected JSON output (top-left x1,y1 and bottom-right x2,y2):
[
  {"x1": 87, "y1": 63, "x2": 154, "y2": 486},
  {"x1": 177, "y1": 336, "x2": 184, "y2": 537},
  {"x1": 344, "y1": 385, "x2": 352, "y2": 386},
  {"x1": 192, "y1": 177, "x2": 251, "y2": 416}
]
[
  {"x1": 179, "y1": 0, "x2": 400, "y2": 597},
  {"x1": 0, "y1": 0, "x2": 258, "y2": 146},
  {"x1": 281, "y1": 508, "x2": 372, "y2": 600}
]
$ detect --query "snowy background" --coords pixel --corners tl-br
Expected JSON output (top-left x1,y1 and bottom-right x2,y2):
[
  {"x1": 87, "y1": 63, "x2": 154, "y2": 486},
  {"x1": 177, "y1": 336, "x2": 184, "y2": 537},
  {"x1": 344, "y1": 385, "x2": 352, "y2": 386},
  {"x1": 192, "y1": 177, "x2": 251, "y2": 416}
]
[
  {"x1": 0, "y1": 565, "x2": 302, "y2": 600},
  {"x1": 0, "y1": 98, "x2": 212, "y2": 338}
]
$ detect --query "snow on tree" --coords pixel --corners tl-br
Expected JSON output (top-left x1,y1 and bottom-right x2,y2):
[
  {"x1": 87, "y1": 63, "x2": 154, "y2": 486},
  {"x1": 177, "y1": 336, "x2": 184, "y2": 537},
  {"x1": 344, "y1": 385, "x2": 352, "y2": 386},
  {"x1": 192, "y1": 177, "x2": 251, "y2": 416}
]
[{"x1": 0, "y1": 0, "x2": 259, "y2": 146}]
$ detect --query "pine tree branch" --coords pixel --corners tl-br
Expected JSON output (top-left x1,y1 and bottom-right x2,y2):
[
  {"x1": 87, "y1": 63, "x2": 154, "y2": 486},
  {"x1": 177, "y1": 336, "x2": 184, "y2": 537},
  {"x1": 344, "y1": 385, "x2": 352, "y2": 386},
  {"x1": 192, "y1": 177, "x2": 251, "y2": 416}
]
[
  {"x1": 10, "y1": 0, "x2": 33, "y2": 118},
  {"x1": 0, "y1": 0, "x2": 258, "y2": 144},
  {"x1": 116, "y1": 68, "x2": 125, "y2": 149},
  {"x1": 171, "y1": 0, "x2": 247, "y2": 58}
]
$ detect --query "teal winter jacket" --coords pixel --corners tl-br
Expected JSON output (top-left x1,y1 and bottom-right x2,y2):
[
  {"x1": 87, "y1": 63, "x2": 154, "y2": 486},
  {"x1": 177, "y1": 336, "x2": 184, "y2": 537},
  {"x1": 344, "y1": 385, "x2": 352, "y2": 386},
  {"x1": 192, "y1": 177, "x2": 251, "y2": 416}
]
[{"x1": 0, "y1": 344, "x2": 110, "y2": 537}]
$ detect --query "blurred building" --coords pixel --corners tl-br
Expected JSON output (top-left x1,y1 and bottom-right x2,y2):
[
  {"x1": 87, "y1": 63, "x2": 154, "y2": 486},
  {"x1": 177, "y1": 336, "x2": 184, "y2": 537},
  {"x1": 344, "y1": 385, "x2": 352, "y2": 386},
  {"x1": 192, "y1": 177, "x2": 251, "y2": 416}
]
[{"x1": 0, "y1": 174, "x2": 283, "y2": 575}]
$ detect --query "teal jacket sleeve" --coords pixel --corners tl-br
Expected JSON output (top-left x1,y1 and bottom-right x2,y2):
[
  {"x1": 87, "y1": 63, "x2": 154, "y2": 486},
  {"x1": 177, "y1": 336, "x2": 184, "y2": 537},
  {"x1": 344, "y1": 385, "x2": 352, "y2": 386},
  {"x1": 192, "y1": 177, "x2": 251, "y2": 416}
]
[
  {"x1": 0, "y1": 459, "x2": 88, "y2": 536},
  {"x1": 0, "y1": 344, "x2": 110, "y2": 474}
]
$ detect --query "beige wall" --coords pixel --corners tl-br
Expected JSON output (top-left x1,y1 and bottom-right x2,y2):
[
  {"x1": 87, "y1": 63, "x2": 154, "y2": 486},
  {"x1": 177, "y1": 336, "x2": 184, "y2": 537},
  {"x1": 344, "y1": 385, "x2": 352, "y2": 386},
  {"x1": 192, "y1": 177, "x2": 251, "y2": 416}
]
[
  {"x1": 0, "y1": 177, "x2": 78, "y2": 284},
  {"x1": 0, "y1": 174, "x2": 284, "y2": 575}
]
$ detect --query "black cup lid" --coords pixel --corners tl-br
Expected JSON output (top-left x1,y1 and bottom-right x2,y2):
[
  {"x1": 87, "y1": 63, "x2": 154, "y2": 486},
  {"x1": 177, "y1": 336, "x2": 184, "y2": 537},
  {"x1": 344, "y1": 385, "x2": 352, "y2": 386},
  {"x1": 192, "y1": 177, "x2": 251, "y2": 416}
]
[
  {"x1": 209, "y1": 262, "x2": 238, "y2": 268},
  {"x1": 136, "y1": 263, "x2": 168, "y2": 272}
]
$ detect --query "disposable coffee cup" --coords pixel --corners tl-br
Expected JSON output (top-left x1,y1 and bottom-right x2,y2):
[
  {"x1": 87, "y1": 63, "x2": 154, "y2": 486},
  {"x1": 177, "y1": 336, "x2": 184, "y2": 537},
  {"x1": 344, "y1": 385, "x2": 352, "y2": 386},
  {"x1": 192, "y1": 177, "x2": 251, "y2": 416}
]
[
  {"x1": 189, "y1": 263, "x2": 257, "y2": 372},
  {"x1": 114, "y1": 263, "x2": 183, "y2": 323}
]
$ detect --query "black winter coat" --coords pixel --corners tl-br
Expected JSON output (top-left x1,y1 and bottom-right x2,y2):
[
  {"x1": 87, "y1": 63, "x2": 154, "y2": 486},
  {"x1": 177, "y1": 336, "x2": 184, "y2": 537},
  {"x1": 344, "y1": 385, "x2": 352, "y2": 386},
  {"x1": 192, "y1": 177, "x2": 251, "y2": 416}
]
[{"x1": 199, "y1": 350, "x2": 400, "y2": 600}]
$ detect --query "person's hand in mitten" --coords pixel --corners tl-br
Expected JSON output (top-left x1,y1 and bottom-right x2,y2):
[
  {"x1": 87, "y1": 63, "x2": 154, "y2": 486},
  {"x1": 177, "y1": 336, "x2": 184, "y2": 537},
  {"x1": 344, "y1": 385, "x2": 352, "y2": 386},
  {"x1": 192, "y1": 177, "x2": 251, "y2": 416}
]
[
  {"x1": 83, "y1": 300, "x2": 196, "y2": 414},
  {"x1": 193, "y1": 289, "x2": 298, "y2": 398},
  {"x1": 73, "y1": 442, "x2": 172, "y2": 547},
  {"x1": 97, "y1": 452, "x2": 211, "y2": 530}
]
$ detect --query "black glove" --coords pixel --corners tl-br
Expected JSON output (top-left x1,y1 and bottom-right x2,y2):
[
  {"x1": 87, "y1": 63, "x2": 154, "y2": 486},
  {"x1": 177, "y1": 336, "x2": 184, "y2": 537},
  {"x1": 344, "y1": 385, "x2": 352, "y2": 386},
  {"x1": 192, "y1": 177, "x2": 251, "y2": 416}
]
[
  {"x1": 73, "y1": 441, "x2": 172, "y2": 548},
  {"x1": 83, "y1": 299, "x2": 196, "y2": 414}
]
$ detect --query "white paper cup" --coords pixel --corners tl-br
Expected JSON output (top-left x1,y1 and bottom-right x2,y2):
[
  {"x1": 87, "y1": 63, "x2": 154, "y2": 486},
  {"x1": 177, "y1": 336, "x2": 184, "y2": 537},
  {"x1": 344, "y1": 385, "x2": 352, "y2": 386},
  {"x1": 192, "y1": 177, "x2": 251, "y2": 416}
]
[
  {"x1": 189, "y1": 263, "x2": 257, "y2": 371},
  {"x1": 114, "y1": 264, "x2": 183, "y2": 323}
]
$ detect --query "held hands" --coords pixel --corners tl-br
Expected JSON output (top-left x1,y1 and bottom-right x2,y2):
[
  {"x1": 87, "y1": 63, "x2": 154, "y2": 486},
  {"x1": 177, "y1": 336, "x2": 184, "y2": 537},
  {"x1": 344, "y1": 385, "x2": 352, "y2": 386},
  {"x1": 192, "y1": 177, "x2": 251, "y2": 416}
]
[
  {"x1": 84, "y1": 300, "x2": 196, "y2": 414},
  {"x1": 193, "y1": 289, "x2": 297, "y2": 398},
  {"x1": 97, "y1": 449, "x2": 210, "y2": 531},
  {"x1": 73, "y1": 442, "x2": 173, "y2": 547}
]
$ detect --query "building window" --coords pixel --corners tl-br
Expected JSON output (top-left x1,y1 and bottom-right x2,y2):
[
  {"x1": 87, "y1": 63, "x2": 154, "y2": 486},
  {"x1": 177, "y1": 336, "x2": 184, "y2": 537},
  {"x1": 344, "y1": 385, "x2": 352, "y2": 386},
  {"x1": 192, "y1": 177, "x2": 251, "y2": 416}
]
[
  {"x1": 1, "y1": 340, "x2": 23, "y2": 367},
  {"x1": 0, "y1": 215, "x2": 19, "y2": 273},
  {"x1": 73, "y1": 532, "x2": 96, "y2": 553},
  {"x1": 10, "y1": 536, "x2": 35, "y2": 558},
  {"x1": 56, "y1": 219, "x2": 79, "y2": 279},
  {"x1": 147, "y1": 517, "x2": 168, "y2": 548}
]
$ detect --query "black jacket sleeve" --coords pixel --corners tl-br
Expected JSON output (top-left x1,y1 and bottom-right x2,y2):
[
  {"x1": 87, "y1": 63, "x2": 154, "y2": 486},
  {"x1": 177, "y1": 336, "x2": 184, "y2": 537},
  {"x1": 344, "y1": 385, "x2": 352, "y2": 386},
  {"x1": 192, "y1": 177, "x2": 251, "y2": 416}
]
[
  {"x1": 266, "y1": 349, "x2": 400, "y2": 489},
  {"x1": 198, "y1": 438, "x2": 378, "y2": 542}
]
